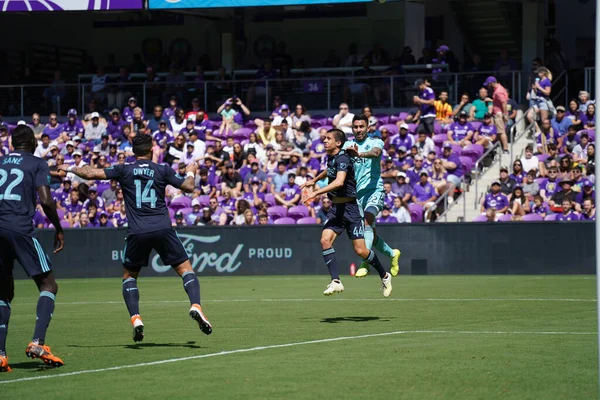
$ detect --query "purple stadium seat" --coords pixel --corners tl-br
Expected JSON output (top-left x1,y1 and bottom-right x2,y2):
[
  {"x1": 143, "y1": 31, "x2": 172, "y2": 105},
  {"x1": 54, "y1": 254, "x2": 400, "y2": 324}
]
[
  {"x1": 96, "y1": 182, "x2": 110, "y2": 196},
  {"x1": 534, "y1": 178, "x2": 547, "y2": 186},
  {"x1": 233, "y1": 128, "x2": 252, "y2": 140},
  {"x1": 60, "y1": 220, "x2": 71, "y2": 229},
  {"x1": 451, "y1": 144, "x2": 462, "y2": 156},
  {"x1": 461, "y1": 144, "x2": 484, "y2": 162},
  {"x1": 537, "y1": 154, "x2": 549, "y2": 163},
  {"x1": 433, "y1": 134, "x2": 447, "y2": 147},
  {"x1": 522, "y1": 213, "x2": 543, "y2": 222},
  {"x1": 380, "y1": 124, "x2": 398, "y2": 136},
  {"x1": 498, "y1": 214, "x2": 513, "y2": 222},
  {"x1": 460, "y1": 156, "x2": 474, "y2": 173},
  {"x1": 375, "y1": 113, "x2": 390, "y2": 124},
  {"x1": 297, "y1": 217, "x2": 318, "y2": 224},
  {"x1": 545, "y1": 214, "x2": 558, "y2": 221},
  {"x1": 213, "y1": 129, "x2": 233, "y2": 139},
  {"x1": 267, "y1": 206, "x2": 287, "y2": 220},
  {"x1": 288, "y1": 205, "x2": 310, "y2": 220},
  {"x1": 407, "y1": 123, "x2": 417, "y2": 134},
  {"x1": 168, "y1": 208, "x2": 175, "y2": 218},
  {"x1": 398, "y1": 112, "x2": 409, "y2": 121},
  {"x1": 170, "y1": 196, "x2": 191, "y2": 211},
  {"x1": 472, "y1": 215, "x2": 489, "y2": 222},
  {"x1": 240, "y1": 139, "x2": 250, "y2": 146},
  {"x1": 578, "y1": 129, "x2": 595, "y2": 142},
  {"x1": 264, "y1": 193, "x2": 276, "y2": 206},
  {"x1": 56, "y1": 209, "x2": 65, "y2": 220},
  {"x1": 434, "y1": 122, "x2": 442, "y2": 135},
  {"x1": 274, "y1": 217, "x2": 296, "y2": 225},
  {"x1": 471, "y1": 121, "x2": 482, "y2": 132},
  {"x1": 197, "y1": 195, "x2": 211, "y2": 206},
  {"x1": 319, "y1": 125, "x2": 333, "y2": 132},
  {"x1": 311, "y1": 115, "x2": 328, "y2": 126},
  {"x1": 244, "y1": 121, "x2": 257, "y2": 130},
  {"x1": 408, "y1": 203, "x2": 424, "y2": 223},
  {"x1": 390, "y1": 115, "x2": 400, "y2": 123},
  {"x1": 178, "y1": 207, "x2": 193, "y2": 216}
]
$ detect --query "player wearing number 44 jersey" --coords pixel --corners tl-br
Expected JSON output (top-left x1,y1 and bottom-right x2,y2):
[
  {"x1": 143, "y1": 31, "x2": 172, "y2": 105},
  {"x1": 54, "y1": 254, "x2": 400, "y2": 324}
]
[
  {"x1": 301, "y1": 128, "x2": 392, "y2": 297},
  {"x1": 0, "y1": 125, "x2": 65, "y2": 372},
  {"x1": 59, "y1": 134, "x2": 212, "y2": 342},
  {"x1": 343, "y1": 114, "x2": 401, "y2": 278}
]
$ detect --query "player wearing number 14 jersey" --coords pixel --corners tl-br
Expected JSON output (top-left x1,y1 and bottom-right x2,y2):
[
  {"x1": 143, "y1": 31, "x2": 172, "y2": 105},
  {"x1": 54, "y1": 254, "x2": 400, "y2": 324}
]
[
  {"x1": 343, "y1": 114, "x2": 401, "y2": 278},
  {"x1": 59, "y1": 134, "x2": 212, "y2": 342}
]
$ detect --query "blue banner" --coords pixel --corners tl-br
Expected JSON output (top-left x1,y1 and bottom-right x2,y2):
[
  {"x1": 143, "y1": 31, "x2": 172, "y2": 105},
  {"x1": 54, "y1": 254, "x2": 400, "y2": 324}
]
[{"x1": 149, "y1": 0, "x2": 369, "y2": 9}]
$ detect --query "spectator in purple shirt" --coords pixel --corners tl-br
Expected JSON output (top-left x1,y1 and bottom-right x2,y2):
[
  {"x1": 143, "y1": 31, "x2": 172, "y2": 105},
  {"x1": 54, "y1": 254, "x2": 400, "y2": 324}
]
[
  {"x1": 43, "y1": 113, "x2": 63, "y2": 142},
  {"x1": 376, "y1": 205, "x2": 399, "y2": 224},
  {"x1": 556, "y1": 199, "x2": 579, "y2": 221},
  {"x1": 60, "y1": 109, "x2": 85, "y2": 142},
  {"x1": 440, "y1": 142, "x2": 464, "y2": 190},
  {"x1": 406, "y1": 155, "x2": 426, "y2": 185},
  {"x1": 447, "y1": 111, "x2": 474, "y2": 147},
  {"x1": 536, "y1": 118, "x2": 562, "y2": 154},
  {"x1": 481, "y1": 181, "x2": 510, "y2": 214},
  {"x1": 152, "y1": 121, "x2": 175, "y2": 149},
  {"x1": 106, "y1": 109, "x2": 128, "y2": 142},
  {"x1": 64, "y1": 190, "x2": 83, "y2": 221},
  {"x1": 412, "y1": 171, "x2": 438, "y2": 221},
  {"x1": 531, "y1": 195, "x2": 548, "y2": 218},
  {"x1": 96, "y1": 211, "x2": 115, "y2": 227},
  {"x1": 581, "y1": 198, "x2": 596, "y2": 220},
  {"x1": 122, "y1": 97, "x2": 143, "y2": 123},
  {"x1": 413, "y1": 78, "x2": 436, "y2": 136},
  {"x1": 582, "y1": 103, "x2": 596, "y2": 129},
  {"x1": 389, "y1": 178, "x2": 408, "y2": 205},
  {"x1": 575, "y1": 182, "x2": 595, "y2": 206},
  {"x1": 275, "y1": 173, "x2": 301, "y2": 207},
  {"x1": 112, "y1": 203, "x2": 128, "y2": 227},
  {"x1": 540, "y1": 167, "x2": 561, "y2": 201},
  {"x1": 163, "y1": 96, "x2": 179, "y2": 120},
  {"x1": 474, "y1": 113, "x2": 497, "y2": 149},
  {"x1": 391, "y1": 123, "x2": 415, "y2": 150}
]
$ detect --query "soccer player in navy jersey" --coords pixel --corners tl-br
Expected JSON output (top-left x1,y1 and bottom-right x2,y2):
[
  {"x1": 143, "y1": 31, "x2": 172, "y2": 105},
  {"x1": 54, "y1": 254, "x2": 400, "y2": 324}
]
[
  {"x1": 301, "y1": 129, "x2": 392, "y2": 297},
  {"x1": 59, "y1": 134, "x2": 212, "y2": 342},
  {"x1": 0, "y1": 125, "x2": 65, "y2": 372}
]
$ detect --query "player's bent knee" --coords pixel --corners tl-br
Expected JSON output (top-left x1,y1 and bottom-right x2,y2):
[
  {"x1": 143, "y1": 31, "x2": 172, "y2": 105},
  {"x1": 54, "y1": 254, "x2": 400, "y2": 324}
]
[{"x1": 320, "y1": 236, "x2": 333, "y2": 249}]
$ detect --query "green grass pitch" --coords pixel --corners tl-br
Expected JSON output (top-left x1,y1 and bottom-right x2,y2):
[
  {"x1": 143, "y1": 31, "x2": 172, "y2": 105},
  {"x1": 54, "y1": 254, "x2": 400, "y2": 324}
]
[{"x1": 0, "y1": 275, "x2": 597, "y2": 399}]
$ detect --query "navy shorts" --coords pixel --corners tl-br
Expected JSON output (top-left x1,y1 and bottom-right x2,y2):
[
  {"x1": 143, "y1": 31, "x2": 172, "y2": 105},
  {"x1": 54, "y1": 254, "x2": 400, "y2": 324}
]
[
  {"x1": 122, "y1": 228, "x2": 189, "y2": 272},
  {"x1": 323, "y1": 201, "x2": 365, "y2": 240},
  {"x1": 0, "y1": 228, "x2": 52, "y2": 277}
]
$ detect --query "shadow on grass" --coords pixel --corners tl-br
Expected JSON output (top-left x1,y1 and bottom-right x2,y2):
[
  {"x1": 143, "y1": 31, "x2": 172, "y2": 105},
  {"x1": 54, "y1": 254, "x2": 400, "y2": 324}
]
[
  {"x1": 67, "y1": 341, "x2": 202, "y2": 350},
  {"x1": 320, "y1": 316, "x2": 390, "y2": 323},
  {"x1": 8, "y1": 361, "x2": 55, "y2": 372}
]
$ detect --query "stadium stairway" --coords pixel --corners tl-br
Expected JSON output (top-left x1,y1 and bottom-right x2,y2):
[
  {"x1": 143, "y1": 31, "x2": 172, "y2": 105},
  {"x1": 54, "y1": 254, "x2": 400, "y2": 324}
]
[{"x1": 444, "y1": 112, "x2": 529, "y2": 222}]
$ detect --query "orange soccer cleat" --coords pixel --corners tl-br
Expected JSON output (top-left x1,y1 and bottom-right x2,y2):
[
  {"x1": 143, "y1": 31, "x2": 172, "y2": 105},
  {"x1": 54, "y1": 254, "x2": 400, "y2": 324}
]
[
  {"x1": 189, "y1": 304, "x2": 212, "y2": 335},
  {"x1": 0, "y1": 355, "x2": 11, "y2": 372},
  {"x1": 25, "y1": 343, "x2": 64, "y2": 367},
  {"x1": 131, "y1": 315, "x2": 145, "y2": 342}
]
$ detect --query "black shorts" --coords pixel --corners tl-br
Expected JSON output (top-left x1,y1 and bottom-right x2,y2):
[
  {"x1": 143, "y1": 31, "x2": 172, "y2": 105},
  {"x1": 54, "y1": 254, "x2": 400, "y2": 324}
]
[
  {"x1": 417, "y1": 116, "x2": 436, "y2": 135},
  {"x1": 122, "y1": 228, "x2": 189, "y2": 272},
  {"x1": 323, "y1": 201, "x2": 365, "y2": 240},
  {"x1": 0, "y1": 228, "x2": 52, "y2": 277}
]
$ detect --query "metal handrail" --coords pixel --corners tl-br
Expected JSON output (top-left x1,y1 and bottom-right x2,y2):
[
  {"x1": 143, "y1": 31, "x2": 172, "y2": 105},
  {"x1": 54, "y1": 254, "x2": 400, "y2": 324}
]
[
  {"x1": 473, "y1": 142, "x2": 502, "y2": 209},
  {"x1": 510, "y1": 106, "x2": 535, "y2": 156},
  {"x1": 426, "y1": 175, "x2": 466, "y2": 223}
]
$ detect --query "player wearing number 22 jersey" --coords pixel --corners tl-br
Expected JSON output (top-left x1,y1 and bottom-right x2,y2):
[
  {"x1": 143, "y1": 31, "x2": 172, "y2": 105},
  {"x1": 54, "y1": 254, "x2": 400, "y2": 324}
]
[{"x1": 60, "y1": 134, "x2": 212, "y2": 343}]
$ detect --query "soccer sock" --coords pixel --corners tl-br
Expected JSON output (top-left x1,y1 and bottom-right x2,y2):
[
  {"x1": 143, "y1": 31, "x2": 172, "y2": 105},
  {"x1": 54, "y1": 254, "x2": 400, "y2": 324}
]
[
  {"x1": 32, "y1": 291, "x2": 55, "y2": 345},
  {"x1": 182, "y1": 271, "x2": 201, "y2": 305},
  {"x1": 364, "y1": 250, "x2": 386, "y2": 279},
  {"x1": 0, "y1": 301, "x2": 10, "y2": 356},
  {"x1": 122, "y1": 278, "x2": 140, "y2": 318},
  {"x1": 364, "y1": 225, "x2": 375, "y2": 251},
  {"x1": 373, "y1": 236, "x2": 395, "y2": 258},
  {"x1": 322, "y1": 248, "x2": 340, "y2": 281}
]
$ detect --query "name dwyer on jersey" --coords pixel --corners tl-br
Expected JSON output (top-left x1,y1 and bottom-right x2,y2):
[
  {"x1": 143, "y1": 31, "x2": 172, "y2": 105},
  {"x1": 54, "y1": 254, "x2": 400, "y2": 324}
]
[
  {"x1": 111, "y1": 234, "x2": 293, "y2": 274},
  {"x1": 133, "y1": 168, "x2": 155, "y2": 177}
]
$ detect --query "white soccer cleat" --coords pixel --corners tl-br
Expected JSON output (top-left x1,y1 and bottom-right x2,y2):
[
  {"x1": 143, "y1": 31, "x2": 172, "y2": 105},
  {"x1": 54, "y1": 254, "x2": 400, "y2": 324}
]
[
  {"x1": 323, "y1": 280, "x2": 344, "y2": 296},
  {"x1": 131, "y1": 315, "x2": 145, "y2": 342},
  {"x1": 381, "y1": 273, "x2": 392, "y2": 298}
]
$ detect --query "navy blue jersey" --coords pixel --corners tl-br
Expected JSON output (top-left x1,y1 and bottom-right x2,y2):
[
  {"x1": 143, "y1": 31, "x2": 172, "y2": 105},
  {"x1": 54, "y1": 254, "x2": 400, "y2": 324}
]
[
  {"x1": 326, "y1": 149, "x2": 357, "y2": 199},
  {"x1": 104, "y1": 160, "x2": 186, "y2": 234},
  {"x1": 0, "y1": 150, "x2": 51, "y2": 236}
]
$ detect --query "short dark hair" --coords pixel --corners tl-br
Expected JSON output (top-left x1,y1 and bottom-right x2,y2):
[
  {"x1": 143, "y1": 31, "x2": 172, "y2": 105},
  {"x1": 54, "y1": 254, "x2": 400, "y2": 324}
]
[
  {"x1": 352, "y1": 114, "x2": 369, "y2": 125},
  {"x1": 328, "y1": 128, "x2": 346, "y2": 146},
  {"x1": 132, "y1": 134, "x2": 153, "y2": 157},
  {"x1": 11, "y1": 125, "x2": 35, "y2": 149},
  {"x1": 41, "y1": 133, "x2": 49, "y2": 139}
]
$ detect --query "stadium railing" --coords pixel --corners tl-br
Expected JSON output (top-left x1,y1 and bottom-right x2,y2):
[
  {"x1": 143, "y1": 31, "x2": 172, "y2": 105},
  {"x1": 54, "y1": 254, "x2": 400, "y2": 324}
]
[
  {"x1": 472, "y1": 142, "x2": 503, "y2": 210},
  {"x1": 509, "y1": 106, "x2": 535, "y2": 157},
  {"x1": 426, "y1": 175, "x2": 467, "y2": 223},
  {"x1": 584, "y1": 67, "x2": 595, "y2": 98}
]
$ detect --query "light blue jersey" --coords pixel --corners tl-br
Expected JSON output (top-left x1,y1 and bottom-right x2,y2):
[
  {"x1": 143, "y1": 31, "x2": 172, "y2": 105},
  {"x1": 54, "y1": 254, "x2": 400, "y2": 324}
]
[{"x1": 343, "y1": 137, "x2": 384, "y2": 194}]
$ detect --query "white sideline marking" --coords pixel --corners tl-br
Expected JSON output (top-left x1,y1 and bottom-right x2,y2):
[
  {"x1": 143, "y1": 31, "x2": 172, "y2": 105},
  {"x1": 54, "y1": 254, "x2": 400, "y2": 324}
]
[
  {"x1": 0, "y1": 329, "x2": 596, "y2": 385},
  {"x1": 12, "y1": 298, "x2": 597, "y2": 306}
]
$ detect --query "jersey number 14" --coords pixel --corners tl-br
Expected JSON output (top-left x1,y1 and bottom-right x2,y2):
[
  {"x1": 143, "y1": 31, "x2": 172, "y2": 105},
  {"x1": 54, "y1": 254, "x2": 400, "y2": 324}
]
[{"x1": 134, "y1": 179, "x2": 157, "y2": 208}]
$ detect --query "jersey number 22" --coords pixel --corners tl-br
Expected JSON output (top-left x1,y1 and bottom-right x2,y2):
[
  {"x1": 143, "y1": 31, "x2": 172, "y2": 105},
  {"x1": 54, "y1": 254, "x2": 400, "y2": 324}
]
[{"x1": 0, "y1": 169, "x2": 24, "y2": 201}]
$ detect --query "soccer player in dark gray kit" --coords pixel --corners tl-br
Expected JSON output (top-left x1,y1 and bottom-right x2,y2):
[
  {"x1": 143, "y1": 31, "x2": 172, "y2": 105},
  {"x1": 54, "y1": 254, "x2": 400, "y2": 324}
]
[
  {"x1": 0, "y1": 125, "x2": 65, "y2": 371},
  {"x1": 302, "y1": 129, "x2": 392, "y2": 297},
  {"x1": 59, "y1": 134, "x2": 212, "y2": 342}
]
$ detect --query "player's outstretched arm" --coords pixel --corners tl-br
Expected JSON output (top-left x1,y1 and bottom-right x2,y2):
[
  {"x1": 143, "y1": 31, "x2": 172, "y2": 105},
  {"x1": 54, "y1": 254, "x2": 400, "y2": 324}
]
[
  {"x1": 358, "y1": 146, "x2": 382, "y2": 159},
  {"x1": 179, "y1": 162, "x2": 198, "y2": 193},
  {"x1": 58, "y1": 164, "x2": 107, "y2": 180},
  {"x1": 38, "y1": 186, "x2": 64, "y2": 253},
  {"x1": 303, "y1": 171, "x2": 346, "y2": 204}
]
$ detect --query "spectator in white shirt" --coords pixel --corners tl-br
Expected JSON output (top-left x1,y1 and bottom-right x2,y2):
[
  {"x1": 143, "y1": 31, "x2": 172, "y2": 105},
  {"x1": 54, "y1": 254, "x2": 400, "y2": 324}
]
[
  {"x1": 84, "y1": 112, "x2": 107, "y2": 144},
  {"x1": 391, "y1": 197, "x2": 412, "y2": 223},
  {"x1": 415, "y1": 131, "x2": 435, "y2": 157},
  {"x1": 34, "y1": 133, "x2": 55, "y2": 159},
  {"x1": 572, "y1": 132, "x2": 590, "y2": 164},
  {"x1": 332, "y1": 103, "x2": 355, "y2": 135},
  {"x1": 520, "y1": 144, "x2": 540, "y2": 172}
]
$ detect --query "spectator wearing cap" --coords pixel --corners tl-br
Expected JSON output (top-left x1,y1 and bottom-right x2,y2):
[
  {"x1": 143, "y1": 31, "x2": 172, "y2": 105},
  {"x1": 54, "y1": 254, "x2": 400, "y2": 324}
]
[
  {"x1": 556, "y1": 198, "x2": 579, "y2": 221},
  {"x1": 84, "y1": 112, "x2": 107, "y2": 144},
  {"x1": 552, "y1": 105, "x2": 573, "y2": 137},
  {"x1": 34, "y1": 133, "x2": 54, "y2": 159},
  {"x1": 62, "y1": 141, "x2": 77, "y2": 165},
  {"x1": 242, "y1": 177, "x2": 266, "y2": 208},
  {"x1": 272, "y1": 104, "x2": 293, "y2": 128},
  {"x1": 96, "y1": 211, "x2": 114, "y2": 227},
  {"x1": 447, "y1": 111, "x2": 474, "y2": 148},
  {"x1": 333, "y1": 103, "x2": 355, "y2": 136},
  {"x1": 219, "y1": 99, "x2": 239, "y2": 136},
  {"x1": 522, "y1": 170, "x2": 540, "y2": 198},
  {"x1": 218, "y1": 97, "x2": 251, "y2": 132},
  {"x1": 535, "y1": 118, "x2": 562, "y2": 155},
  {"x1": 575, "y1": 179, "x2": 595, "y2": 205},
  {"x1": 43, "y1": 113, "x2": 63, "y2": 142},
  {"x1": 173, "y1": 211, "x2": 187, "y2": 228},
  {"x1": 470, "y1": 88, "x2": 492, "y2": 122},
  {"x1": 412, "y1": 171, "x2": 438, "y2": 221},
  {"x1": 301, "y1": 149, "x2": 320, "y2": 177},
  {"x1": 483, "y1": 76, "x2": 510, "y2": 154},
  {"x1": 123, "y1": 97, "x2": 143, "y2": 123},
  {"x1": 397, "y1": 146, "x2": 413, "y2": 171},
  {"x1": 152, "y1": 120, "x2": 175, "y2": 149},
  {"x1": 69, "y1": 149, "x2": 88, "y2": 186},
  {"x1": 106, "y1": 109, "x2": 128, "y2": 142},
  {"x1": 274, "y1": 173, "x2": 301, "y2": 207},
  {"x1": 540, "y1": 167, "x2": 561, "y2": 202},
  {"x1": 520, "y1": 144, "x2": 540, "y2": 173},
  {"x1": 390, "y1": 174, "x2": 412, "y2": 204},
  {"x1": 53, "y1": 177, "x2": 71, "y2": 207},
  {"x1": 473, "y1": 113, "x2": 497, "y2": 149},
  {"x1": 573, "y1": 132, "x2": 590, "y2": 164},
  {"x1": 376, "y1": 205, "x2": 398, "y2": 224},
  {"x1": 146, "y1": 105, "x2": 171, "y2": 133},
  {"x1": 60, "y1": 109, "x2": 85, "y2": 143},
  {"x1": 434, "y1": 90, "x2": 453, "y2": 127},
  {"x1": 481, "y1": 181, "x2": 509, "y2": 215},
  {"x1": 221, "y1": 162, "x2": 243, "y2": 198},
  {"x1": 391, "y1": 123, "x2": 415, "y2": 151},
  {"x1": 93, "y1": 133, "x2": 111, "y2": 157},
  {"x1": 381, "y1": 156, "x2": 400, "y2": 181},
  {"x1": 193, "y1": 206, "x2": 212, "y2": 226},
  {"x1": 498, "y1": 167, "x2": 517, "y2": 195},
  {"x1": 440, "y1": 142, "x2": 464, "y2": 191},
  {"x1": 560, "y1": 125, "x2": 580, "y2": 156},
  {"x1": 406, "y1": 155, "x2": 426, "y2": 185},
  {"x1": 106, "y1": 141, "x2": 119, "y2": 165},
  {"x1": 581, "y1": 199, "x2": 596, "y2": 220},
  {"x1": 243, "y1": 161, "x2": 268, "y2": 193},
  {"x1": 82, "y1": 185, "x2": 105, "y2": 210},
  {"x1": 412, "y1": 79, "x2": 436, "y2": 136}
]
